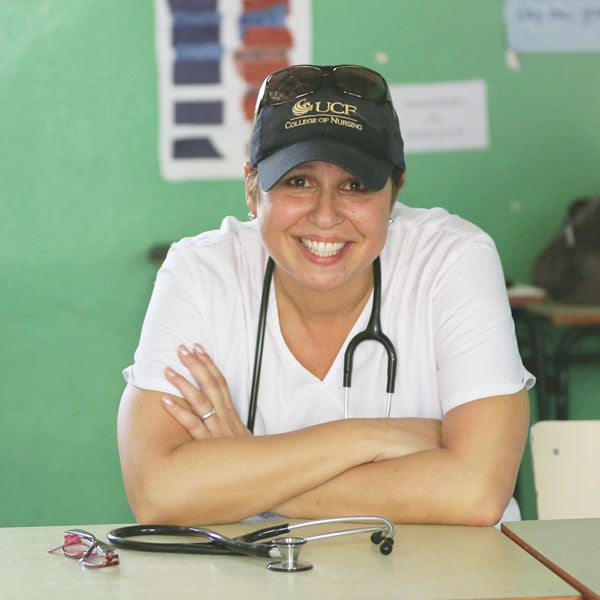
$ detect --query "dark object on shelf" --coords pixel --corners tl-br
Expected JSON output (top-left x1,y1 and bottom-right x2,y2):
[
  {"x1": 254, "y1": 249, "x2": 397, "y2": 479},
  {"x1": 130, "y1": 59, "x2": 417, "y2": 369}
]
[{"x1": 531, "y1": 196, "x2": 600, "y2": 305}]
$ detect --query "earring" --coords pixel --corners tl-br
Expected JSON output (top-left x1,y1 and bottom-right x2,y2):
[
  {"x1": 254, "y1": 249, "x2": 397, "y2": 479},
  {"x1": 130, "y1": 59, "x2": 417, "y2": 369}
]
[
  {"x1": 248, "y1": 211, "x2": 256, "y2": 220},
  {"x1": 388, "y1": 217, "x2": 394, "y2": 224}
]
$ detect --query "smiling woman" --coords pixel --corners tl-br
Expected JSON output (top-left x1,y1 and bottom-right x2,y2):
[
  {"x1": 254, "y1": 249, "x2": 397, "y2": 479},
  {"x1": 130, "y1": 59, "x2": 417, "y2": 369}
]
[{"x1": 118, "y1": 64, "x2": 533, "y2": 527}]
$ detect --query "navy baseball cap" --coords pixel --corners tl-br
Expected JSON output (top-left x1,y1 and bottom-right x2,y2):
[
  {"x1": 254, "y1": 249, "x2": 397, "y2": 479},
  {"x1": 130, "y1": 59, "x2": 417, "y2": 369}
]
[{"x1": 249, "y1": 65, "x2": 405, "y2": 191}]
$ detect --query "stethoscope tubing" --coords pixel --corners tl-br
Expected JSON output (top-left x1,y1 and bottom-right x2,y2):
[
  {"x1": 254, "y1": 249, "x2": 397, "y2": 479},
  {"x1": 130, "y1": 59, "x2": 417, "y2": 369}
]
[
  {"x1": 107, "y1": 524, "x2": 285, "y2": 557},
  {"x1": 343, "y1": 256, "x2": 397, "y2": 395},
  {"x1": 106, "y1": 517, "x2": 395, "y2": 559},
  {"x1": 287, "y1": 516, "x2": 395, "y2": 544},
  {"x1": 247, "y1": 256, "x2": 398, "y2": 431},
  {"x1": 247, "y1": 257, "x2": 275, "y2": 432}
]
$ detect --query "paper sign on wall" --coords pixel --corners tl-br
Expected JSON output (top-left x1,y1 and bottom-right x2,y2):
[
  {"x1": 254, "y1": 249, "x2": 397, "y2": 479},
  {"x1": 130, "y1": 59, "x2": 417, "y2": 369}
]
[
  {"x1": 389, "y1": 80, "x2": 489, "y2": 154},
  {"x1": 504, "y1": 0, "x2": 600, "y2": 53}
]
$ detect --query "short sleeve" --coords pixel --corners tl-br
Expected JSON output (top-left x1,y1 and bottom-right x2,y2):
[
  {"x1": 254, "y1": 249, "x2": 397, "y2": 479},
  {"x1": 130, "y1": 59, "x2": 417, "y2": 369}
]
[
  {"x1": 432, "y1": 240, "x2": 535, "y2": 413},
  {"x1": 123, "y1": 244, "x2": 211, "y2": 396}
]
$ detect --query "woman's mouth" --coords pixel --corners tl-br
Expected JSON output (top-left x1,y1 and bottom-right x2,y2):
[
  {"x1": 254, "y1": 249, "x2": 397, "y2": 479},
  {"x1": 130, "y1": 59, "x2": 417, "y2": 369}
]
[{"x1": 301, "y1": 239, "x2": 346, "y2": 258}]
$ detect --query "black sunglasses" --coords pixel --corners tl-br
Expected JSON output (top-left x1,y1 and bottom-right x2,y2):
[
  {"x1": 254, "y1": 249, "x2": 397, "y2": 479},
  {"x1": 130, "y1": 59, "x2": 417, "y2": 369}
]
[{"x1": 255, "y1": 65, "x2": 390, "y2": 118}]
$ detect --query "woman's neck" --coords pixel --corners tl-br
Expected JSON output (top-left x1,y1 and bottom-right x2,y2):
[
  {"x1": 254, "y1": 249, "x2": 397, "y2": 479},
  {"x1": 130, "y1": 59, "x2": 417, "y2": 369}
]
[
  {"x1": 273, "y1": 265, "x2": 374, "y2": 323},
  {"x1": 272, "y1": 265, "x2": 374, "y2": 380}
]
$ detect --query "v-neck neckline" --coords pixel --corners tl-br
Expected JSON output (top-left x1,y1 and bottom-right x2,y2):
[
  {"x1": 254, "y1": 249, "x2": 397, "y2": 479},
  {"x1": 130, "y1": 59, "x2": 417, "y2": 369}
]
[{"x1": 267, "y1": 279, "x2": 375, "y2": 386}]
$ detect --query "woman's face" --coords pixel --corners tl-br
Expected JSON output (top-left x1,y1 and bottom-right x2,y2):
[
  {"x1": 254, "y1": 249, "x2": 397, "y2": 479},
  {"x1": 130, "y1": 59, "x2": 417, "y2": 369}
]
[{"x1": 246, "y1": 161, "x2": 395, "y2": 296}]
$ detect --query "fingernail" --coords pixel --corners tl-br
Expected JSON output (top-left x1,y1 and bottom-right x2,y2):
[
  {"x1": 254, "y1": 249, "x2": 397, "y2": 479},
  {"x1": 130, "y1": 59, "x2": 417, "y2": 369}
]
[
  {"x1": 193, "y1": 343, "x2": 206, "y2": 356},
  {"x1": 165, "y1": 367, "x2": 176, "y2": 378},
  {"x1": 162, "y1": 397, "x2": 175, "y2": 407},
  {"x1": 178, "y1": 345, "x2": 190, "y2": 357}
]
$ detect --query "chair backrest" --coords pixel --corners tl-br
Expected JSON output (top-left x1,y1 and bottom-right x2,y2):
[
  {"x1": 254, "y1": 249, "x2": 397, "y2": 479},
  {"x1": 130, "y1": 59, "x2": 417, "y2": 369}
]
[{"x1": 530, "y1": 420, "x2": 600, "y2": 519}]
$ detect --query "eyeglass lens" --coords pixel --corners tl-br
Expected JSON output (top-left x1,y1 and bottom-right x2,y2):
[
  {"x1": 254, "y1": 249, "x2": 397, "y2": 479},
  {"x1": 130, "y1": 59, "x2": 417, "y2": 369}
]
[{"x1": 48, "y1": 530, "x2": 119, "y2": 568}]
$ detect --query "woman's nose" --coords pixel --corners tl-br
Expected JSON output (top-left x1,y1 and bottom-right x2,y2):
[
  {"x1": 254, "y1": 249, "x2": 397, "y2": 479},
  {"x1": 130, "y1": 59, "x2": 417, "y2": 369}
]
[{"x1": 307, "y1": 190, "x2": 344, "y2": 228}]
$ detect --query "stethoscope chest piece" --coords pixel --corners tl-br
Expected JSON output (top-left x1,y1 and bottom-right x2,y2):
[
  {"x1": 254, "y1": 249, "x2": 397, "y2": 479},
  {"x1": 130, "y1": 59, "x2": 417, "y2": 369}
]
[{"x1": 267, "y1": 537, "x2": 312, "y2": 572}]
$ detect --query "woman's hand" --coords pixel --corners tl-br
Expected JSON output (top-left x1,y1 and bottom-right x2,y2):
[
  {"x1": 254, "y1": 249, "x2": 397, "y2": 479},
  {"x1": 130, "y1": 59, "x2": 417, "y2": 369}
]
[
  {"x1": 365, "y1": 417, "x2": 442, "y2": 461},
  {"x1": 162, "y1": 344, "x2": 252, "y2": 440}
]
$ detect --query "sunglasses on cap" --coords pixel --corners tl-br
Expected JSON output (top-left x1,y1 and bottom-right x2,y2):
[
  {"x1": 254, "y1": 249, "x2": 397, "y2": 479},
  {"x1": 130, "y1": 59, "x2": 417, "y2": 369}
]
[{"x1": 254, "y1": 64, "x2": 390, "y2": 119}]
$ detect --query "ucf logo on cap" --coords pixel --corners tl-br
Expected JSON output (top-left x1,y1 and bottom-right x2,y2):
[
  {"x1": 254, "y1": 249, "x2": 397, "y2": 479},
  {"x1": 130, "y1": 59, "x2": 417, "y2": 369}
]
[
  {"x1": 291, "y1": 99, "x2": 358, "y2": 117},
  {"x1": 286, "y1": 98, "x2": 363, "y2": 131}
]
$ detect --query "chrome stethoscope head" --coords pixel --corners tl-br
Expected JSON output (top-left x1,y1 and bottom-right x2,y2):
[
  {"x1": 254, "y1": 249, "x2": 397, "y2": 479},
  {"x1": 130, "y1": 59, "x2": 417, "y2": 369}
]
[{"x1": 268, "y1": 516, "x2": 395, "y2": 571}]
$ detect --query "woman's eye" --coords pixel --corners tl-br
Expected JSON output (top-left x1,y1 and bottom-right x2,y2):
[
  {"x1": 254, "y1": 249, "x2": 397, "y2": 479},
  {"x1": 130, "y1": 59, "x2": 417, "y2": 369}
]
[
  {"x1": 347, "y1": 179, "x2": 366, "y2": 192},
  {"x1": 287, "y1": 176, "x2": 307, "y2": 188}
]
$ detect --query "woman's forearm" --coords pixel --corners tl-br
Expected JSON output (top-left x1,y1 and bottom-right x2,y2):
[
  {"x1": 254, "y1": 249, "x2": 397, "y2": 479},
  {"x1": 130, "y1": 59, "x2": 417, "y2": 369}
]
[
  {"x1": 138, "y1": 422, "x2": 374, "y2": 525},
  {"x1": 119, "y1": 386, "x2": 442, "y2": 525},
  {"x1": 272, "y1": 448, "x2": 508, "y2": 526},
  {"x1": 273, "y1": 393, "x2": 529, "y2": 526}
]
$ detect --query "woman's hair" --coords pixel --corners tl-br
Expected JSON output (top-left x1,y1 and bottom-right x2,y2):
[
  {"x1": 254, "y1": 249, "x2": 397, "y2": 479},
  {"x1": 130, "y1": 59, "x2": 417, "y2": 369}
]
[{"x1": 247, "y1": 166, "x2": 405, "y2": 206}]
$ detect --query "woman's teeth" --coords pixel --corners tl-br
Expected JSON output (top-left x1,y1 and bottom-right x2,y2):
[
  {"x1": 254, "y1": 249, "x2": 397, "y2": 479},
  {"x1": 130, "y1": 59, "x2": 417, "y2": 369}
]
[{"x1": 301, "y1": 239, "x2": 346, "y2": 257}]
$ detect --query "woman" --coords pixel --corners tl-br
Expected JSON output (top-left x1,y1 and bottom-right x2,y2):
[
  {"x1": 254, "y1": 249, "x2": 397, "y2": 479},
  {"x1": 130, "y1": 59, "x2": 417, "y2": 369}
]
[{"x1": 119, "y1": 65, "x2": 533, "y2": 526}]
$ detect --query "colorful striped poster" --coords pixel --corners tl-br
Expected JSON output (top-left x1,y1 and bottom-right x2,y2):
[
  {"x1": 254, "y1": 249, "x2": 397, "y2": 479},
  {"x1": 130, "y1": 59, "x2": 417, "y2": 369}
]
[{"x1": 155, "y1": 0, "x2": 312, "y2": 181}]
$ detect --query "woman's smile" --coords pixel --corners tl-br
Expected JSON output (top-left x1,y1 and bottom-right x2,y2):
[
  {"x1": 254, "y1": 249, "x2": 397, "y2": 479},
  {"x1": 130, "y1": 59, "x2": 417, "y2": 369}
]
[{"x1": 300, "y1": 238, "x2": 347, "y2": 258}]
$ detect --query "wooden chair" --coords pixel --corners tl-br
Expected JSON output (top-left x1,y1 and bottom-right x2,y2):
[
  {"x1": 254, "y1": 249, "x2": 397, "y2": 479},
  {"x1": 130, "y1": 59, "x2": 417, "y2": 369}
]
[{"x1": 530, "y1": 420, "x2": 600, "y2": 519}]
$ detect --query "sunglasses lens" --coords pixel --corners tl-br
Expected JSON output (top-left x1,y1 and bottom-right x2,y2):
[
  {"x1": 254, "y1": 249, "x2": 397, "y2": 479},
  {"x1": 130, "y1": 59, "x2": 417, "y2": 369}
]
[
  {"x1": 266, "y1": 66, "x2": 322, "y2": 103},
  {"x1": 83, "y1": 551, "x2": 119, "y2": 568},
  {"x1": 331, "y1": 66, "x2": 387, "y2": 101},
  {"x1": 62, "y1": 538, "x2": 93, "y2": 559}
]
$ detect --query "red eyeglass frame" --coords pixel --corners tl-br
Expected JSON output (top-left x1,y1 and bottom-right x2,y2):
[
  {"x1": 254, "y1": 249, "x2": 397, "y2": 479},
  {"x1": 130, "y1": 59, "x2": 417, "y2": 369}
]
[{"x1": 48, "y1": 528, "x2": 119, "y2": 569}]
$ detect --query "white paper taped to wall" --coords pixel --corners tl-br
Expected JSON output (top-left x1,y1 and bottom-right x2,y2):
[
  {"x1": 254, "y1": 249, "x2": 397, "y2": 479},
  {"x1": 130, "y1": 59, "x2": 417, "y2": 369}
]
[
  {"x1": 504, "y1": 0, "x2": 600, "y2": 53},
  {"x1": 390, "y1": 80, "x2": 489, "y2": 154}
]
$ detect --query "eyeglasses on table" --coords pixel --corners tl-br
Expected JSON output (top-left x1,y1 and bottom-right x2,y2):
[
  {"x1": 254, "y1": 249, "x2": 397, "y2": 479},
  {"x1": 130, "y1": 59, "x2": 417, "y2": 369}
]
[{"x1": 48, "y1": 528, "x2": 119, "y2": 569}]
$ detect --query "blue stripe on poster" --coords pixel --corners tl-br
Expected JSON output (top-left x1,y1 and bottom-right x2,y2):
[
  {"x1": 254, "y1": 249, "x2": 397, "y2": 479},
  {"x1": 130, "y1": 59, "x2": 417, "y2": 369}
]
[
  {"x1": 173, "y1": 137, "x2": 222, "y2": 158},
  {"x1": 173, "y1": 24, "x2": 219, "y2": 45},
  {"x1": 173, "y1": 11, "x2": 220, "y2": 25},
  {"x1": 168, "y1": 0, "x2": 217, "y2": 12},
  {"x1": 175, "y1": 42, "x2": 223, "y2": 60},
  {"x1": 239, "y1": 4, "x2": 287, "y2": 37},
  {"x1": 174, "y1": 59, "x2": 220, "y2": 84},
  {"x1": 175, "y1": 101, "x2": 223, "y2": 124}
]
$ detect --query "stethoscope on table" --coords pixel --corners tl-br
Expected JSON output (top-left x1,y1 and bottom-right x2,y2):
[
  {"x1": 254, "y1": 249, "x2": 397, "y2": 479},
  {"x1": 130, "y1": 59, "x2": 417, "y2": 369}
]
[
  {"x1": 107, "y1": 516, "x2": 395, "y2": 572},
  {"x1": 247, "y1": 255, "x2": 398, "y2": 432}
]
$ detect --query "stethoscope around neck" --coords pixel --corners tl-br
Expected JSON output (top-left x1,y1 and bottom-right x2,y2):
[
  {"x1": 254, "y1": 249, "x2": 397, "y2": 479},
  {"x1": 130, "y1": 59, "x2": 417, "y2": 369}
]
[{"x1": 246, "y1": 256, "x2": 398, "y2": 433}]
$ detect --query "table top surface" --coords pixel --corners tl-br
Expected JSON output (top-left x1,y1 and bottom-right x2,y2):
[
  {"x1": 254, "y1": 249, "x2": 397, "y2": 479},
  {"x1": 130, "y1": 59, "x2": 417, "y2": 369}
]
[
  {"x1": 508, "y1": 283, "x2": 548, "y2": 307},
  {"x1": 0, "y1": 521, "x2": 580, "y2": 600},
  {"x1": 502, "y1": 518, "x2": 600, "y2": 600},
  {"x1": 524, "y1": 301, "x2": 600, "y2": 325}
]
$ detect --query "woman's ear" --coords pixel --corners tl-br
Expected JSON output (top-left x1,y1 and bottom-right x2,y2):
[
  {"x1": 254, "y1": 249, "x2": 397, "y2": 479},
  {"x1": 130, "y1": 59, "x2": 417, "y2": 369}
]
[{"x1": 244, "y1": 161, "x2": 258, "y2": 214}]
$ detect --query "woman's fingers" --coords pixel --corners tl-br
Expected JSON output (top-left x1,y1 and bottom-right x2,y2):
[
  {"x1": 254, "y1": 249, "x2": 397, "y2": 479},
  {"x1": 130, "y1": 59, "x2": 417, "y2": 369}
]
[
  {"x1": 161, "y1": 397, "x2": 211, "y2": 439},
  {"x1": 164, "y1": 366, "x2": 222, "y2": 436},
  {"x1": 164, "y1": 345, "x2": 250, "y2": 438},
  {"x1": 191, "y1": 345, "x2": 249, "y2": 434},
  {"x1": 192, "y1": 344, "x2": 236, "y2": 411}
]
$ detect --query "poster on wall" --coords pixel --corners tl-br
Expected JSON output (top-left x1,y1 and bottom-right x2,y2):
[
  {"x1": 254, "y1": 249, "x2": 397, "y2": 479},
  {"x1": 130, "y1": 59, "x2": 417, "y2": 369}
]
[
  {"x1": 390, "y1": 80, "x2": 489, "y2": 154},
  {"x1": 504, "y1": 0, "x2": 600, "y2": 53},
  {"x1": 155, "y1": 0, "x2": 312, "y2": 182}
]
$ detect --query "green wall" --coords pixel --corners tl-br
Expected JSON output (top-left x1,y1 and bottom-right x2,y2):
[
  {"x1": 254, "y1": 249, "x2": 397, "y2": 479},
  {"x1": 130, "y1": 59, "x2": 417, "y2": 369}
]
[{"x1": 1, "y1": 1, "x2": 599, "y2": 526}]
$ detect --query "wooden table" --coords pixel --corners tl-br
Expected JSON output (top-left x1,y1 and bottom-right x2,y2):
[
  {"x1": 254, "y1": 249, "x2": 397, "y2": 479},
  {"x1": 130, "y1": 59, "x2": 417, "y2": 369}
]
[
  {"x1": 502, "y1": 519, "x2": 600, "y2": 600},
  {"x1": 0, "y1": 521, "x2": 580, "y2": 599},
  {"x1": 513, "y1": 301, "x2": 600, "y2": 419}
]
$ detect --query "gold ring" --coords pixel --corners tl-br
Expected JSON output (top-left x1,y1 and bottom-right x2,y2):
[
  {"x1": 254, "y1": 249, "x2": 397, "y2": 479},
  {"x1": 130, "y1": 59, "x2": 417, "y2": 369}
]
[{"x1": 200, "y1": 407, "x2": 216, "y2": 422}]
